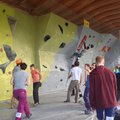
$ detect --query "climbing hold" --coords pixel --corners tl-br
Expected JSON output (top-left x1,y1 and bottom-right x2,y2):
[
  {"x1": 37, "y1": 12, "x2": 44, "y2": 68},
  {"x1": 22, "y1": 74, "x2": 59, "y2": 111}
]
[
  {"x1": 89, "y1": 35, "x2": 91, "y2": 38},
  {"x1": 86, "y1": 46, "x2": 90, "y2": 50},
  {"x1": 3, "y1": 44, "x2": 17, "y2": 61},
  {"x1": 58, "y1": 25, "x2": 63, "y2": 34},
  {"x1": 0, "y1": 61, "x2": 11, "y2": 74},
  {"x1": 107, "y1": 47, "x2": 111, "y2": 52},
  {"x1": 44, "y1": 35, "x2": 51, "y2": 42},
  {"x1": 2, "y1": 9, "x2": 6, "y2": 13},
  {"x1": 60, "y1": 68, "x2": 65, "y2": 71},
  {"x1": 6, "y1": 34, "x2": 10, "y2": 37},
  {"x1": 55, "y1": 66, "x2": 58, "y2": 69},
  {"x1": 6, "y1": 90, "x2": 9, "y2": 92},
  {"x1": 91, "y1": 44, "x2": 94, "y2": 48},
  {"x1": 43, "y1": 65, "x2": 47, "y2": 68},
  {"x1": 93, "y1": 36, "x2": 95, "y2": 38},
  {"x1": 60, "y1": 79, "x2": 63, "y2": 82},
  {"x1": 65, "y1": 22, "x2": 69, "y2": 26},
  {"x1": 59, "y1": 42, "x2": 66, "y2": 48}
]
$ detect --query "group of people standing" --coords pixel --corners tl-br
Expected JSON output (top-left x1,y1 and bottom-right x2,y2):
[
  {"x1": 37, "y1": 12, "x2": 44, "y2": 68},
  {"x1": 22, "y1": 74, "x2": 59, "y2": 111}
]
[
  {"x1": 65, "y1": 56, "x2": 118, "y2": 120},
  {"x1": 10, "y1": 59, "x2": 42, "y2": 120},
  {"x1": 9, "y1": 55, "x2": 119, "y2": 120}
]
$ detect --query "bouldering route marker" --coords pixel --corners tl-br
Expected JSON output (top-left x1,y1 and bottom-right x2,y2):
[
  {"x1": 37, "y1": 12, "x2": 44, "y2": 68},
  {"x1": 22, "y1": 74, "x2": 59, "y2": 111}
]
[{"x1": 77, "y1": 35, "x2": 87, "y2": 52}]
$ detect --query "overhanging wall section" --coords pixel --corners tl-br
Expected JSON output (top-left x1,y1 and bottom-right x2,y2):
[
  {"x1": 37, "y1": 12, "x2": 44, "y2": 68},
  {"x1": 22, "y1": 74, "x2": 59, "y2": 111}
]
[
  {"x1": 37, "y1": 13, "x2": 78, "y2": 93},
  {"x1": 0, "y1": 3, "x2": 36, "y2": 101}
]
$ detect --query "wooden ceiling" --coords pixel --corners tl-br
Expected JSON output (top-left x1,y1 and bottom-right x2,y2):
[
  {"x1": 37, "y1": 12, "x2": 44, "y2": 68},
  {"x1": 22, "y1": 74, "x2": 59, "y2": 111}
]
[{"x1": 0, "y1": 0, "x2": 120, "y2": 38}]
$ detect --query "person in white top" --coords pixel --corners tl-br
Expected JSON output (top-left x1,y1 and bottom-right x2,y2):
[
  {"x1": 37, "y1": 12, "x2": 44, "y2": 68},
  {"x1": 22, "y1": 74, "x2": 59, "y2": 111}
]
[{"x1": 64, "y1": 61, "x2": 82, "y2": 103}]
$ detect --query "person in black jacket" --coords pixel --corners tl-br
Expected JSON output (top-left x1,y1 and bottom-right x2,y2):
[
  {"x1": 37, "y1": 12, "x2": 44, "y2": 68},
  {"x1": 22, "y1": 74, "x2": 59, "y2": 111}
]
[{"x1": 116, "y1": 67, "x2": 120, "y2": 102}]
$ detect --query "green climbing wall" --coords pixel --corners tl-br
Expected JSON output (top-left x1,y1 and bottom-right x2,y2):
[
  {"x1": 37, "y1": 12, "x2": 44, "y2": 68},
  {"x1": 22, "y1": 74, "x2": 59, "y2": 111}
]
[
  {"x1": 13, "y1": 10, "x2": 36, "y2": 97},
  {"x1": 0, "y1": 3, "x2": 78, "y2": 101},
  {"x1": 0, "y1": 3, "x2": 36, "y2": 101},
  {"x1": 37, "y1": 13, "x2": 77, "y2": 82},
  {"x1": 0, "y1": 3, "x2": 15, "y2": 101}
]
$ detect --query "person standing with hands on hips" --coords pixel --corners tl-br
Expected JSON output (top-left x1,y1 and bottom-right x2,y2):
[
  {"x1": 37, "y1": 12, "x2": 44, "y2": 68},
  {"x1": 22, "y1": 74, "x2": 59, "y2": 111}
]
[{"x1": 30, "y1": 64, "x2": 42, "y2": 106}]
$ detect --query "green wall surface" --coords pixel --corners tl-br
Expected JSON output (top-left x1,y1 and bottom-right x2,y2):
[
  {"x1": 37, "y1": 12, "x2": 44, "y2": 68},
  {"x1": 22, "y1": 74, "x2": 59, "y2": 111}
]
[
  {"x1": 0, "y1": 3, "x2": 78, "y2": 101},
  {"x1": 0, "y1": 3, "x2": 36, "y2": 101},
  {"x1": 37, "y1": 13, "x2": 78, "y2": 82},
  {"x1": 0, "y1": 2, "x2": 117, "y2": 101},
  {"x1": 35, "y1": 13, "x2": 50, "y2": 69},
  {"x1": 0, "y1": 3, "x2": 15, "y2": 101},
  {"x1": 13, "y1": 10, "x2": 37, "y2": 96}
]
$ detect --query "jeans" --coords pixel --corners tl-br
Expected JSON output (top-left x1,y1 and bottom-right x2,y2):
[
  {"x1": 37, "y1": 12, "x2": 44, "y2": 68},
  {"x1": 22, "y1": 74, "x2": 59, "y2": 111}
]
[
  {"x1": 96, "y1": 107, "x2": 115, "y2": 120},
  {"x1": 84, "y1": 87, "x2": 91, "y2": 111},
  {"x1": 33, "y1": 82, "x2": 41, "y2": 104},
  {"x1": 13, "y1": 89, "x2": 30, "y2": 120}
]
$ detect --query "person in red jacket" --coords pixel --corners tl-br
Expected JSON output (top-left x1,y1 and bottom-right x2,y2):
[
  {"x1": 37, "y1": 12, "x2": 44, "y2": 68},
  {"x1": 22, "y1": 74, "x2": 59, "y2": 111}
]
[{"x1": 90, "y1": 56, "x2": 117, "y2": 120}]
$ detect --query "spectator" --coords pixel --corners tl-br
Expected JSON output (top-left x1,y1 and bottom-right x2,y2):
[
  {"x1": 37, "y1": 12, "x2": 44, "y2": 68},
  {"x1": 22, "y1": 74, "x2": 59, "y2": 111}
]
[
  {"x1": 10, "y1": 58, "x2": 22, "y2": 109},
  {"x1": 90, "y1": 56, "x2": 117, "y2": 120},
  {"x1": 11, "y1": 63, "x2": 31, "y2": 120},
  {"x1": 84, "y1": 64, "x2": 92, "y2": 114},
  {"x1": 64, "y1": 61, "x2": 82, "y2": 103},
  {"x1": 30, "y1": 64, "x2": 42, "y2": 106}
]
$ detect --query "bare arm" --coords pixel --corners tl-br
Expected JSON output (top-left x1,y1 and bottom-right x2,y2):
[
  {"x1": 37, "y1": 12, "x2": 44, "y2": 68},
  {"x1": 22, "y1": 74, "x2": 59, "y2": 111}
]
[
  {"x1": 84, "y1": 71, "x2": 87, "y2": 84},
  {"x1": 39, "y1": 72, "x2": 42, "y2": 80},
  {"x1": 68, "y1": 73, "x2": 72, "y2": 79},
  {"x1": 36, "y1": 69, "x2": 42, "y2": 80},
  {"x1": 26, "y1": 76, "x2": 31, "y2": 86},
  {"x1": 80, "y1": 75, "x2": 82, "y2": 85}
]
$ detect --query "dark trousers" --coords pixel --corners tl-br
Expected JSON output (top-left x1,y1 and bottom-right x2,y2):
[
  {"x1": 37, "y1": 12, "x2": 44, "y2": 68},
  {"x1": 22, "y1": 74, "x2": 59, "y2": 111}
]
[{"x1": 33, "y1": 82, "x2": 41, "y2": 104}]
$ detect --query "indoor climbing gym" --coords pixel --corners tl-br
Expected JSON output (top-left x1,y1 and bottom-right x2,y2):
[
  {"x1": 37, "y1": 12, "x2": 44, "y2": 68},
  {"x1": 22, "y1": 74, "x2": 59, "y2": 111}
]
[{"x1": 0, "y1": 0, "x2": 120, "y2": 120}]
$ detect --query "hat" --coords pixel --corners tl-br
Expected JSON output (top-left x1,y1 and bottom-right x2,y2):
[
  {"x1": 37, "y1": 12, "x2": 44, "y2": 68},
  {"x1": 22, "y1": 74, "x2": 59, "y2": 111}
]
[{"x1": 16, "y1": 58, "x2": 22, "y2": 65}]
